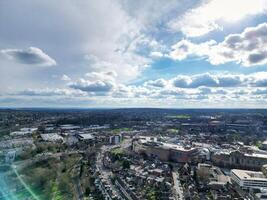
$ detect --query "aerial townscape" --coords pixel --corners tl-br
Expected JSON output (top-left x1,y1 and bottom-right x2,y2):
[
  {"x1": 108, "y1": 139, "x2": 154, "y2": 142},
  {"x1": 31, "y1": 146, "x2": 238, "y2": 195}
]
[
  {"x1": 1, "y1": 0, "x2": 267, "y2": 200},
  {"x1": 1, "y1": 108, "x2": 267, "y2": 200}
]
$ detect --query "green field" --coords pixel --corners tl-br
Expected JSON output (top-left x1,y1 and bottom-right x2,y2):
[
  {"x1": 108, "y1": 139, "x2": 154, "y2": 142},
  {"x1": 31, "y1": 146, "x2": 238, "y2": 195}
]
[
  {"x1": 167, "y1": 128, "x2": 180, "y2": 134},
  {"x1": 166, "y1": 115, "x2": 191, "y2": 119}
]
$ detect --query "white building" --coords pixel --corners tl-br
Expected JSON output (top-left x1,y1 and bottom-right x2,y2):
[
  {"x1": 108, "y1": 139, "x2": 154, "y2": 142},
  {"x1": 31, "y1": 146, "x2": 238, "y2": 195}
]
[
  {"x1": 5, "y1": 150, "x2": 16, "y2": 163},
  {"x1": 41, "y1": 133, "x2": 63, "y2": 142},
  {"x1": 231, "y1": 169, "x2": 267, "y2": 190},
  {"x1": 10, "y1": 127, "x2": 37, "y2": 136},
  {"x1": 262, "y1": 140, "x2": 267, "y2": 150},
  {"x1": 77, "y1": 133, "x2": 94, "y2": 141},
  {"x1": 109, "y1": 135, "x2": 122, "y2": 145}
]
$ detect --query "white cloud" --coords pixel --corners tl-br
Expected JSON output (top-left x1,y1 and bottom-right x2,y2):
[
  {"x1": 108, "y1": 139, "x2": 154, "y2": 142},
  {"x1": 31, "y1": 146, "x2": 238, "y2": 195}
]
[
  {"x1": 168, "y1": 0, "x2": 267, "y2": 37},
  {"x1": 150, "y1": 51, "x2": 164, "y2": 58},
  {"x1": 169, "y1": 23, "x2": 267, "y2": 66},
  {"x1": 15, "y1": 88, "x2": 85, "y2": 97},
  {"x1": 68, "y1": 71, "x2": 118, "y2": 95},
  {"x1": 120, "y1": 0, "x2": 190, "y2": 30},
  {"x1": 8, "y1": 71, "x2": 267, "y2": 107},
  {"x1": 1, "y1": 1, "x2": 267, "y2": 108},
  {"x1": 84, "y1": 53, "x2": 150, "y2": 82},
  {"x1": 69, "y1": 79, "x2": 114, "y2": 94},
  {"x1": 171, "y1": 72, "x2": 267, "y2": 88},
  {"x1": 1, "y1": 47, "x2": 56, "y2": 66},
  {"x1": 61, "y1": 74, "x2": 71, "y2": 81},
  {"x1": 252, "y1": 88, "x2": 267, "y2": 95},
  {"x1": 0, "y1": 0, "x2": 161, "y2": 88},
  {"x1": 68, "y1": 71, "x2": 267, "y2": 100},
  {"x1": 176, "y1": 73, "x2": 219, "y2": 88},
  {"x1": 85, "y1": 71, "x2": 117, "y2": 81},
  {"x1": 169, "y1": 39, "x2": 215, "y2": 60},
  {"x1": 144, "y1": 78, "x2": 168, "y2": 88},
  {"x1": 252, "y1": 72, "x2": 267, "y2": 87}
]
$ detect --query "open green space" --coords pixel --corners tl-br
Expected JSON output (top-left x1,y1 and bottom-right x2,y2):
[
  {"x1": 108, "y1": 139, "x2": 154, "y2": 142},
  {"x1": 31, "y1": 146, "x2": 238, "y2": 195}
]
[{"x1": 166, "y1": 115, "x2": 191, "y2": 119}]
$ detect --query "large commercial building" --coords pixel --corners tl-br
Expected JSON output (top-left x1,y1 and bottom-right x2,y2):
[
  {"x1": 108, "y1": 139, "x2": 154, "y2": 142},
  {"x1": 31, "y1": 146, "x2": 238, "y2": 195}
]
[
  {"x1": 133, "y1": 137, "x2": 200, "y2": 163},
  {"x1": 211, "y1": 150, "x2": 267, "y2": 170},
  {"x1": 231, "y1": 169, "x2": 267, "y2": 190}
]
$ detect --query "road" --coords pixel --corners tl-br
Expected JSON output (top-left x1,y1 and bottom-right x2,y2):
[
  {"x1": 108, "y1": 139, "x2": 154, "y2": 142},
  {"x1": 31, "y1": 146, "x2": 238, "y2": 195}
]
[
  {"x1": 172, "y1": 171, "x2": 184, "y2": 200},
  {"x1": 74, "y1": 175, "x2": 84, "y2": 200},
  {"x1": 96, "y1": 145, "x2": 123, "y2": 199},
  {"x1": 114, "y1": 179, "x2": 133, "y2": 200}
]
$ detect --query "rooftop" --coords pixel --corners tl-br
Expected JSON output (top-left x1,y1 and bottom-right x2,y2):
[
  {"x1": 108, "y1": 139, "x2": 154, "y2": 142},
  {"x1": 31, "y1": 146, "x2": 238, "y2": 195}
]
[
  {"x1": 139, "y1": 137, "x2": 196, "y2": 152},
  {"x1": 231, "y1": 169, "x2": 267, "y2": 181},
  {"x1": 41, "y1": 133, "x2": 63, "y2": 141},
  {"x1": 78, "y1": 133, "x2": 94, "y2": 140}
]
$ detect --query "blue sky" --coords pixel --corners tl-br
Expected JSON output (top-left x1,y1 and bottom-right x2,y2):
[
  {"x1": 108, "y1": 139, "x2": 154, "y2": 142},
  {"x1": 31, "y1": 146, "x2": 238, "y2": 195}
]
[{"x1": 0, "y1": 0, "x2": 267, "y2": 108}]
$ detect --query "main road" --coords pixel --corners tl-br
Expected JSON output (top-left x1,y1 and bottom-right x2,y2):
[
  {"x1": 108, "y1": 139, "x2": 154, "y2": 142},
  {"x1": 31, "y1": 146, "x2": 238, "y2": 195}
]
[
  {"x1": 172, "y1": 170, "x2": 184, "y2": 200},
  {"x1": 96, "y1": 145, "x2": 123, "y2": 199}
]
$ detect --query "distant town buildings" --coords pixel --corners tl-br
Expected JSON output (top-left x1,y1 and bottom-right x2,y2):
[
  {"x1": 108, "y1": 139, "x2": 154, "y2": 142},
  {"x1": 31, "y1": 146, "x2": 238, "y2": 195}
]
[{"x1": 2, "y1": 109, "x2": 267, "y2": 199}]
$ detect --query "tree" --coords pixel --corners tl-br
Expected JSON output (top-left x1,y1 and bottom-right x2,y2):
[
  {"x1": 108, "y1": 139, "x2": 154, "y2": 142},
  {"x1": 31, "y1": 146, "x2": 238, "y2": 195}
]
[
  {"x1": 85, "y1": 187, "x2": 91, "y2": 196},
  {"x1": 122, "y1": 160, "x2": 130, "y2": 169}
]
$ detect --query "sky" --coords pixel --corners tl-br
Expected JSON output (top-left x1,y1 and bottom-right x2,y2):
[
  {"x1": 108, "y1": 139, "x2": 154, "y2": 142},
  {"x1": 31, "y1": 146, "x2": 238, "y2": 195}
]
[{"x1": 0, "y1": 0, "x2": 267, "y2": 108}]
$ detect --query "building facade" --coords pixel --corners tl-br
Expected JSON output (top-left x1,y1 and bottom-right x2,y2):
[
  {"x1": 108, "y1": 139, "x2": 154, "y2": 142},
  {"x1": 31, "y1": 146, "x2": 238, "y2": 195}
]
[
  {"x1": 231, "y1": 169, "x2": 267, "y2": 190},
  {"x1": 212, "y1": 150, "x2": 267, "y2": 170},
  {"x1": 133, "y1": 137, "x2": 200, "y2": 163}
]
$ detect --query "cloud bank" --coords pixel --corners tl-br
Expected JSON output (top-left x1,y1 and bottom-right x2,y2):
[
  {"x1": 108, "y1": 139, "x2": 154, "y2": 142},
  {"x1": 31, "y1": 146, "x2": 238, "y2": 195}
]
[
  {"x1": 168, "y1": 0, "x2": 267, "y2": 37},
  {"x1": 7, "y1": 71, "x2": 267, "y2": 108},
  {"x1": 169, "y1": 23, "x2": 267, "y2": 66}
]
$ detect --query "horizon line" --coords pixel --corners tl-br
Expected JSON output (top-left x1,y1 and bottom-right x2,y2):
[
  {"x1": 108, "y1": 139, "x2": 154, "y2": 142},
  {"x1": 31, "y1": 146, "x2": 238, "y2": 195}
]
[{"x1": 1, "y1": 107, "x2": 267, "y2": 110}]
